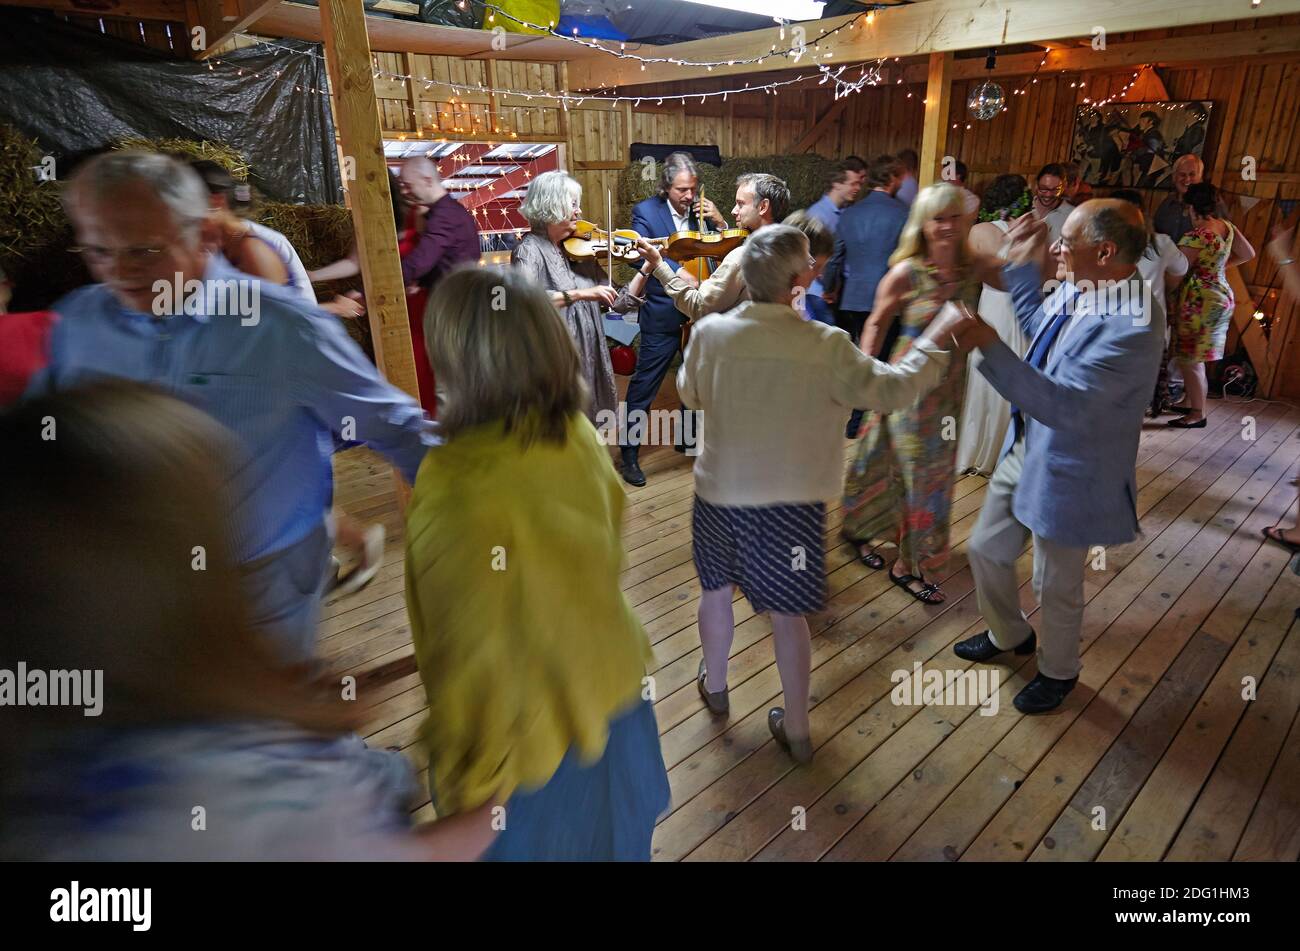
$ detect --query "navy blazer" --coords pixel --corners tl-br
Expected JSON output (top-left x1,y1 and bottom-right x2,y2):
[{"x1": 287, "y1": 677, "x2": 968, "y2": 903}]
[
  {"x1": 978, "y1": 261, "x2": 1164, "y2": 548},
  {"x1": 822, "y1": 190, "x2": 909, "y2": 312},
  {"x1": 631, "y1": 195, "x2": 691, "y2": 335}
]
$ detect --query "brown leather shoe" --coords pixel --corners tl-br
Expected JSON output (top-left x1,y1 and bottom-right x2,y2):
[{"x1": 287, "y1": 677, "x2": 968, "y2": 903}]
[{"x1": 697, "y1": 659, "x2": 729, "y2": 715}]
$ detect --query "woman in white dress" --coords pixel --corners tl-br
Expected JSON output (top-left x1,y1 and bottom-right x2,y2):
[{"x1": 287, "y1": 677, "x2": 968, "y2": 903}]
[{"x1": 956, "y1": 175, "x2": 1036, "y2": 476}]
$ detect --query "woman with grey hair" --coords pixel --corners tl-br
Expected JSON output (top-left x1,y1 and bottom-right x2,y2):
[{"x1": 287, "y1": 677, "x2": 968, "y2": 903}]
[
  {"x1": 512, "y1": 170, "x2": 649, "y2": 423},
  {"x1": 677, "y1": 224, "x2": 971, "y2": 763}
]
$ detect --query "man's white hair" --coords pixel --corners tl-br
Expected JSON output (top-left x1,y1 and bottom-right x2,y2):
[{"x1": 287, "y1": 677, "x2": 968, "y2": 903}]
[
  {"x1": 520, "y1": 170, "x2": 582, "y2": 227},
  {"x1": 65, "y1": 150, "x2": 209, "y2": 240},
  {"x1": 741, "y1": 224, "x2": 809, "y2": 303}
]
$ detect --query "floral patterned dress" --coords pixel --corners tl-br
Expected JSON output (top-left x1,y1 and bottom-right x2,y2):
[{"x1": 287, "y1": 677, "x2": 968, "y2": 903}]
[
  {"x1": 842, "y1": 259, "x2": 978, "y2": 574},
  {"x1": 1173, "y1": 222, "x2": 1236, "y2": 363}
]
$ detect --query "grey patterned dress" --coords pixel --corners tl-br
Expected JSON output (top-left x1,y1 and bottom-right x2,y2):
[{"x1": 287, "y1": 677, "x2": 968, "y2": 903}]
[{"x1": 512, "y1": 231, "x2": 641, "y2": 423}]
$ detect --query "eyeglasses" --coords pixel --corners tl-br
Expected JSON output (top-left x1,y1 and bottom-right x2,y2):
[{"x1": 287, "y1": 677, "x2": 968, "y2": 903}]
[{"x1": 70, "y1": 245, "x2": 167, "y2": 265}]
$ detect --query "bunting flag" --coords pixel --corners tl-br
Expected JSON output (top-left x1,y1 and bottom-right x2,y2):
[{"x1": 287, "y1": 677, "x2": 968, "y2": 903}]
[
  {"x1": 1237, "y1": 195, "x2": 1262, "y2": 215},
  {"x1": 1147, "y1": 154, "x2": 1169, "y2": 177},
  {"x1": 1280, "y1": 199, "x2": 1297, "y2": 219}
]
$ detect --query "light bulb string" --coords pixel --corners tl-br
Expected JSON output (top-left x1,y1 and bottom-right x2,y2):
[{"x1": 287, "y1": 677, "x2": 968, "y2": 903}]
[{"x1": 240, "y1": 32, "x2": 897, "y2": 104}]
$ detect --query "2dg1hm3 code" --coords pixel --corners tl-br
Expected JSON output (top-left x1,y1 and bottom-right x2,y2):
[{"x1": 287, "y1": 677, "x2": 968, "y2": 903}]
[{"x1": 1114, "y1": 888, "x2": 1250, "y2": 902}]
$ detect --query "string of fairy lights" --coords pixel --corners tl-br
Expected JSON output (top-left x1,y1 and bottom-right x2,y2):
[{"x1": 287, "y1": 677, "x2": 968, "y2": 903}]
[{"x1": 184, "y1": 7, "x2": 1168, "y2": 145}]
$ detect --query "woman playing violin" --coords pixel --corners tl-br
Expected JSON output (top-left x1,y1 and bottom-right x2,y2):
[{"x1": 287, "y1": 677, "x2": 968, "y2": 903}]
[{"x1": 513, "y1": 171, "x2": 651, "y2": 424}]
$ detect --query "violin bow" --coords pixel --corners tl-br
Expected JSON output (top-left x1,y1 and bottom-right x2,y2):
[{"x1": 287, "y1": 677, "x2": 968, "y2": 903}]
[{"x1": 606, "y1": 188, "x2": 614, "y2": 279}]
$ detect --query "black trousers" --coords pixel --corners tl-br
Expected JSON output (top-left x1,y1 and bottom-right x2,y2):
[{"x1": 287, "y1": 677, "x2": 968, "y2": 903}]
[{"x1": 623, "y1": 330, "x2": 683, "y2": 450}]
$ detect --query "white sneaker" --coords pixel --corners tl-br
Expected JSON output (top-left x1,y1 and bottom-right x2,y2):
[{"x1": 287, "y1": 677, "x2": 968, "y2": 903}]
[{"x1": 333, "y1": 524, "x2": 386, "y2": 596}]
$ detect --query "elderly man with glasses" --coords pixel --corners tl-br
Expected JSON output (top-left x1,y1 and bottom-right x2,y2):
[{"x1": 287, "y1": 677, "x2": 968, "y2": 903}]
[{"x1": 28, "y1": 150, "x2": 436, "y2": 665}]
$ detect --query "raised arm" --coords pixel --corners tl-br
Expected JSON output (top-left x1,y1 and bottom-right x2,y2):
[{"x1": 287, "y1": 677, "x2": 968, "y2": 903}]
[
  {"x1": 975, "y1": 325, "x2": 1159, "y2": 435},
  {"x1": 831, "y1": 316, "x2": 958, "y2": 412},
  {"x1": 651, "y1": 246, "x2": 742, "y2": 320}
]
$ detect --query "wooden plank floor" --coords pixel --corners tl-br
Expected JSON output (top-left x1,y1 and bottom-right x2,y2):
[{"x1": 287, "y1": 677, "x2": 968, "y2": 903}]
[{"x1": 326, "y1": 382, "x2": 1300, "y2": 862}]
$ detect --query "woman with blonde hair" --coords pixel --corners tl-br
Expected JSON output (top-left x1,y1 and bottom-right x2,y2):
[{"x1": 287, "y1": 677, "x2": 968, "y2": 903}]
[
  {"x1": 405, "y1": 265, "x2": 670, "y2": 859},
  {"x1": 513, "y1": 170, "x2": 650, "y2": 424},
  {"x1": 842, "y1": 182, "x2": 1006, "y2": 604}
]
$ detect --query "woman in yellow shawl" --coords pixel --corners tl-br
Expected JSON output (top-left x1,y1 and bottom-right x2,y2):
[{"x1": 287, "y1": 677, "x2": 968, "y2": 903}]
[{"x1": 405, "y1": 265, "x2": 669, "y2": 861}]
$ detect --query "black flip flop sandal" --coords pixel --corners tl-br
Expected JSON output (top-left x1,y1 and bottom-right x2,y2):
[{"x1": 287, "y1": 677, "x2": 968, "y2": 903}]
[
  {"x1": 1263, "y1": 526, "x2": 1300, "y2": 554},
  {"x1": 890, "y1": 571, "x2": 945, "y2": 605}
]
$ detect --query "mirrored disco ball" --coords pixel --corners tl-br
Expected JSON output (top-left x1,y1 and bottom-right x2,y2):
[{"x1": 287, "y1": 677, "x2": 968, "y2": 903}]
[{"x1": 968, "y1": 80, "x2": 1006, "y2": 120}]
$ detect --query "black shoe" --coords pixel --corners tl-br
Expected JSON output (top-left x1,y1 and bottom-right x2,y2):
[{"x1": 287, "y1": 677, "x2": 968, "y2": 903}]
[
  {"x1": 1013, "y1": 673, "x2": 1077, "y2": 713},
  {"x1": 1166, "y1": 416, "x2": 1206, "y2": 429},
  {"x1": 619, "y1": 447, "x2": 646, "y2": 487},
  {"x1": 953, "y1": 629, "x2": 1037, "y2": 662}
]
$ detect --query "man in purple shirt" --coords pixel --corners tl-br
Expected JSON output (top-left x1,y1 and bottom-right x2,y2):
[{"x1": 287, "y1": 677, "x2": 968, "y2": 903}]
[{"x1": 397, "y1": 156, "x2": 480, "y2": 289}]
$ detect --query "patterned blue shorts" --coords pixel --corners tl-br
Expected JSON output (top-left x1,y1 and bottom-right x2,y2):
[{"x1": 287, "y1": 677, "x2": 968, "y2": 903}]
[{"x1": 692, "y1": 496, "x2": 827, "y2": 616}]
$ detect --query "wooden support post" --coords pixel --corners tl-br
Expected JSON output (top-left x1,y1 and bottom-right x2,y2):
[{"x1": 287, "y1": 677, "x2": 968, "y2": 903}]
[
  {"x1": 318, "y1": 0, "x2": 418, "y2": 502},
  {"x1": 485, "y1": 59, "x2": 502, "y2": 137},
  {"x1": 919, "y1": 51, "x2": 953, "y2": 188}
]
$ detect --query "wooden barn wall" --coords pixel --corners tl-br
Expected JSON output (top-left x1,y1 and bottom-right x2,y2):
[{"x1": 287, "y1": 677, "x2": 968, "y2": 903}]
[{"x1": 369, "y1": 13, "x2": 1300, "y2": 397}]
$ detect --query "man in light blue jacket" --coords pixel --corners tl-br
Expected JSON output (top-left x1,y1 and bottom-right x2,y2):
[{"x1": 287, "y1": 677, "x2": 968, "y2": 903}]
[{"x1": 953, "y1": 201, "x2": 1163, "y2": 713}]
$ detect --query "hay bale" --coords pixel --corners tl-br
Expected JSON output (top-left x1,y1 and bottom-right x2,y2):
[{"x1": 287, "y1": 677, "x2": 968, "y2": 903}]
[{"x1": 112, "y1": 136, "x2": 251, "y2": 182}]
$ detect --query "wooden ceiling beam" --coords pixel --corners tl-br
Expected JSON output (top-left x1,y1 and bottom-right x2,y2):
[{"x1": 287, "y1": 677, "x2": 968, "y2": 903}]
[
  {"x1": 567, "y1": 0, "x2": 1300, "y2": 90},
  {"x1": 188, "y1": 0, "x2": 282, "y2": 59}
]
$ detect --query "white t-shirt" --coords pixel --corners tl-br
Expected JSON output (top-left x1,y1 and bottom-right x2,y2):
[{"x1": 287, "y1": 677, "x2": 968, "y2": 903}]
[
  {"x1": 1137, "y1": 233, "x2": 1189, "y2": 328},
  {"x1": 245, "y1": 221, "x2": 316, "y2": 307}
]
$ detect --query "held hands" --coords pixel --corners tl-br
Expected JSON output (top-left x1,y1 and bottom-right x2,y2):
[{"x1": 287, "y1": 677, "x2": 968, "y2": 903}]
[
  {"x1": 925, "y1": 301, "x2": 996, "y2": 352},
  {"x1": 1005, "y1": 212, "x2": 1049, "y2": 267}
]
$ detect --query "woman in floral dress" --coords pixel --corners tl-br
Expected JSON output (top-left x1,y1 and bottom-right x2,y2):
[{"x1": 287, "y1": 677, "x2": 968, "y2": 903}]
[
  {"x1": 842, "y1": 183, "x2": 1006, "y2": 604},
  {"x1": 1166, "y1": 182, "x2": 1255, "y2": 428}
]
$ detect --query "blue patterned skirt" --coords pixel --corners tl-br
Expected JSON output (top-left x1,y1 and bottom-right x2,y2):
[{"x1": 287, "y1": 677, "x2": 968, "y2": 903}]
[{"x1": 692, "y1": 495, "x2": 827, "y2": 615}]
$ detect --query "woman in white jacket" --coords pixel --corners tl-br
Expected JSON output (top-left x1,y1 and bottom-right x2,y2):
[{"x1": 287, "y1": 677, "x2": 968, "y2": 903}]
[{"x1": 676, "y1": 224, "x2": 974, "y2": 763}]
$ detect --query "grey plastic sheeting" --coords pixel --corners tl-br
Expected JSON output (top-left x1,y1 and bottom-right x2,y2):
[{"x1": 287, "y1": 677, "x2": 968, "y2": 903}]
[{"x1": 0, "y1": 10, "x2": 342, "y2": 204}]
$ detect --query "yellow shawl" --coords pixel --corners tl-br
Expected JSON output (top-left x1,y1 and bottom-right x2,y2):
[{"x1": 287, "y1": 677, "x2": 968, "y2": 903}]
[{"x1": 405, "y1": 413, "x2": 653, "y2": 814}]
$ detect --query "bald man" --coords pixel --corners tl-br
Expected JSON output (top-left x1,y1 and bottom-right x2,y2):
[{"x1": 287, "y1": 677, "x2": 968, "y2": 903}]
[
  {"x1": 1153, "y1": 154, "x2": 1227, "y2": 243},
  {"x1": 952, "y1": 200, "x2": 1164, "y2": 713},
  {"x1": 397, "y1": 155, "x2": 480, "y2": 290}
]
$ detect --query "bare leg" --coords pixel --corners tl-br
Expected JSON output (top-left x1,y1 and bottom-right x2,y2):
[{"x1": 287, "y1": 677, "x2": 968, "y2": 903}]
[
  {"x1": 698, "y1": 586, "x2": 735, "y2": 693},
  {"x1": 1174, "y1": 359, "x2": 1208, "y2": 422},
  {"x1": 770, "y1": 612, "x2": 812, "y2": 741}
]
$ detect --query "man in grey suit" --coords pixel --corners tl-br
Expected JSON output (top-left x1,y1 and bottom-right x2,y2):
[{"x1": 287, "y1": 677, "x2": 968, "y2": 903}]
[{"x1": 953, "y1": 201, "x2": 1163, "y2": 713}]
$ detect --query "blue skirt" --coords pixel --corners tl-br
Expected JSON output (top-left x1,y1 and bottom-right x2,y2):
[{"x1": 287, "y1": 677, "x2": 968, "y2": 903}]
[
  {"x1": 692, "y1": 495, "x2": 827, "y2": 615},
  {"x1": 481, "y1": 698, "x2": 670, "y2": 862}
]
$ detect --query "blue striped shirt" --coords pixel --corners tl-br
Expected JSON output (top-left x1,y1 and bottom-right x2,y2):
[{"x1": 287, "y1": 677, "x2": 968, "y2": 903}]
[{"x1": 30, "y1": 255, "x2": 436, "y2": 562}]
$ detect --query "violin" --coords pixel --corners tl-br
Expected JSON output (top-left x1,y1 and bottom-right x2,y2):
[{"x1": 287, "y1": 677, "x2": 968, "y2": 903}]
[
  {"x1": 655, "y1": 227, "x2": 749, "y2": 263},
  {"x1": 562, "y1": 219, "x2": 750, "y2": 265},
  {"x1": 563, "y1": 220, "x2": 647, "y2": 263}
]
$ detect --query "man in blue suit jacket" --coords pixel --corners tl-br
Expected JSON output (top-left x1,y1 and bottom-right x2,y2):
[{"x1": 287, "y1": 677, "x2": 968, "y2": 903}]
[
  {"x1": 821, "y1": 153, "x2": 908, "y2": 437},
  {"x1": 953, "y1": 201, "x2": 1164, "y2": 713},
  {"x1": 621, "y1": 152, "x2": 729, "y2": 486}
]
